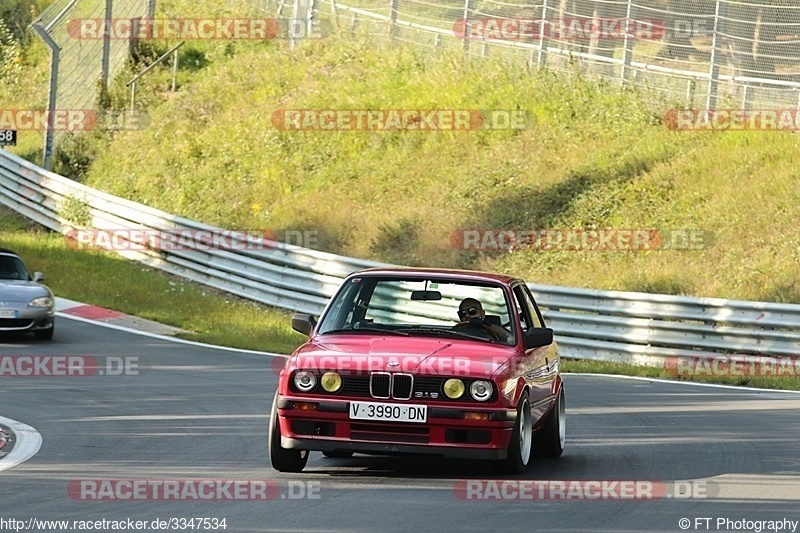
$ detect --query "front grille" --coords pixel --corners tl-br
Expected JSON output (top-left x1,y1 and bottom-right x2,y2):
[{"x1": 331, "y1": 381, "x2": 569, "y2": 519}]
[
  {"x1": 338, "y1": 375, "x2": 498, "y2": 403},
  {"x1": 370, "y1": 372, "x2": 390, "y2": 399},
  {"x1": 391, "y1": 374, "x2": 413, "y2": 400},
  {"x1": 0, "y1": 319, "x2": 33, "y2": 329}
]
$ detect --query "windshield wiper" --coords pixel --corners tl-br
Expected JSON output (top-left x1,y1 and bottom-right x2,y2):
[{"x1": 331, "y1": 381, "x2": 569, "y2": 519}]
[
  {"x1": 394, "y1": 328, "x2": 499, "y2": 342},
  {"x1": 320, "y1": 327, "x2": 409, "y2": 336}
]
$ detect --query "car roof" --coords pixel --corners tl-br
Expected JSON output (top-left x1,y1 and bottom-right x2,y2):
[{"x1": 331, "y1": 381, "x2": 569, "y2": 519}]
[
  {"x1": 0, "y1": 248, "x2": 20, "y2": 256},
  {"x1": 350, "y1": 267, "x2": 520, "y2": 285}
]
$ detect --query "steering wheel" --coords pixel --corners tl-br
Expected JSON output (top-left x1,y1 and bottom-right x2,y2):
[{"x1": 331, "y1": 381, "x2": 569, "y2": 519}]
[{"x1": 452, "y1": 320, "x2": 501, "y2": 340}]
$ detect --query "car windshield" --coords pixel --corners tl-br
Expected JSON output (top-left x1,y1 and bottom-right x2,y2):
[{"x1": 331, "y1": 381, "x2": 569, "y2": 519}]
[
  {"x1": 0, "y1": 255, "x2": 30, "y2": 281},
  {"x1": 316, "y1": 275, "x2": 515, "y2": 345}
]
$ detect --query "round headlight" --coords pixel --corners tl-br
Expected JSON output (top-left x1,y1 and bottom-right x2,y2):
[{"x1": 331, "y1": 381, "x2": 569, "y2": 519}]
[
  {"x1": 469, "y1": 380, "x2": 493, "y2": 402},
  {"x1": 443, "y1": 378, "x2": 465, "y2": 399},
  {"x1": 294, "y1": 371, "x2": 317, "y2": 392},
  {"x1": 320, "y1": 371, "x2": 342, "y2": 393}
]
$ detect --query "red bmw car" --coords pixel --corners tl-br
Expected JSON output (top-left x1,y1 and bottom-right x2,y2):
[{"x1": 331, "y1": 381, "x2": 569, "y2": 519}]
[{"x1": 269, "y1": 268, "x2": 565, "y2": 473}]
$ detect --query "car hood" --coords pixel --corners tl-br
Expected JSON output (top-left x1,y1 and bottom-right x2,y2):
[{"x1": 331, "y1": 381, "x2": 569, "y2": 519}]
[
  {"x1": 0, "y1": 280, "x2": 51, "y2": 303},
  {"x1": 291, "y1": 334, "x2": 518, "y2": 379}
]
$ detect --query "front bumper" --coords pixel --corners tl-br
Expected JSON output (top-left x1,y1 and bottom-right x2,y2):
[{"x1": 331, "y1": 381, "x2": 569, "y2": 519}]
[
  {"x1": 0, "y1": 307, "x2": 54, "y2": 332},
  {"x1": 277, "y1": 396, "x2": 517, "y2": 460}
]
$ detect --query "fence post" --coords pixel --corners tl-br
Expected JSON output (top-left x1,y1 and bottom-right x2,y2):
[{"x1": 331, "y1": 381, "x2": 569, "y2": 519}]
[
  {"x1": 172, "y1": 48, "x2": 179, "y2": 92},
  {"x1": 147, "y1": 0, "x2": 156, "y2": 19},
  {"x1": 30, "y1": 24, "x2": 59, "y2": 171},
  {"x1": 100, "y1": 0, "x2": 113, "y2": 109},
  {"x1": 537, "y1": 0, "x2": 550, "y2": 70},
  {"x1": 707, "y1": 0, "x2": 727, "y2": 110},
  {"x1": 389, "y1": 0, "x2": 399, "y2": 40},
  {"x1": 462, "y1": 0, "x2": 473, "y2": 52},
  {"x1": 620, "y1": 0, "x2": 635, "y2": 87},
  {"x1": 291, "y1": 0, "x2": 312, "y2": 49}
]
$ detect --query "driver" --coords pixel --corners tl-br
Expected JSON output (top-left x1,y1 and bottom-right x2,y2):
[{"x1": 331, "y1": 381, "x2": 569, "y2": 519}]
[{"x1": 454, "y1": 298, "x2": 511, "y2": 342}]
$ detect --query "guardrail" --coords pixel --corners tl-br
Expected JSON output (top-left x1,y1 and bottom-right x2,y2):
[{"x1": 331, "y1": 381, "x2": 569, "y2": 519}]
[{"x1": 2, "y1": 148, "x2": 799, "y2": 365}]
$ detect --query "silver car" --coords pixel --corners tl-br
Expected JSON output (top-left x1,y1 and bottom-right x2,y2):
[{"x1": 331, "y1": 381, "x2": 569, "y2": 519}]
[{"x1": 0, "y1": 248, "x2": 55, "y2": 340}]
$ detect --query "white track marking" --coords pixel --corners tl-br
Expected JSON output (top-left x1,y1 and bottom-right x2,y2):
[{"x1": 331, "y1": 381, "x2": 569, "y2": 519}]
[
  {"x1": 567, "y1": 372, "x2": 800, "y2": 395},
  {"x1": 0, "y1": 416, "x2": 43, "y2": 472}
]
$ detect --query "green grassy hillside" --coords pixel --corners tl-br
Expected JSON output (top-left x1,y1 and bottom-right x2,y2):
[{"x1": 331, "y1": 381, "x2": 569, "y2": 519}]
[{"x1": 4, "y1": 0, "x2": 800, "y2": 303}]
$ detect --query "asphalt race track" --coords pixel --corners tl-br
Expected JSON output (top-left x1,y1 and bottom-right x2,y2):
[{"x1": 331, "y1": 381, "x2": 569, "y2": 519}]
[{"x1": 1, "y1": 317, "x2": 800, "y2": 533}]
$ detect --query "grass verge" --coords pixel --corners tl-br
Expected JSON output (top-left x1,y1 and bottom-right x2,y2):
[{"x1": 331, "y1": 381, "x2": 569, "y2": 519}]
[{"x1": 562, "y1": 358, "x2": 800, "y2": 392}]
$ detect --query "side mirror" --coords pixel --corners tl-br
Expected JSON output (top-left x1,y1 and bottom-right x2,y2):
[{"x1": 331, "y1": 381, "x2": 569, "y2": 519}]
[
  {"x1": 291, "y1": 312, "x2": 317, "y2": 336},
  {"x1": 33, "y1": 272, "x2": 46, "y2": 282},
  {"x1": 524, "y1": 327, "x2": 553, "y2": 349}
]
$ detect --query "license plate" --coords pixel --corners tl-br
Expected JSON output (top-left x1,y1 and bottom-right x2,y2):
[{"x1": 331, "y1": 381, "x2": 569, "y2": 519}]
[
  {"x1": 0, "y1": 309, "x2": 17, "y2": 318},
  {"x1": 349, "y1": 401, "x2": 427, "y2": 423}
]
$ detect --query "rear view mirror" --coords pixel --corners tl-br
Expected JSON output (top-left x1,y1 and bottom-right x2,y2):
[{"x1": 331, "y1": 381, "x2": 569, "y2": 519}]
[
  {"x1": 524, "y1": 327, "x2": 554, "y2": 349},
  {"x1": 291, "y1": 313, "x2": 317, "y2": 336},
  {"x1": 410, "y1": 290, "x2": 442, "y2": 301},
  {"x1": 33, "y1": 272, "x2": 46, "y2": 282}
]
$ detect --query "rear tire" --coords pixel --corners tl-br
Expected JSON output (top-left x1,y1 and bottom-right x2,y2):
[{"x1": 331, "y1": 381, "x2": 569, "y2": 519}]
[
  {"x1": 533, "y1": 386, "x2": 565, "y2": 458},
  {"x1": 498, "y1": 390, "x2": 532, "y2": 474},
  {"x1": 269, "y1": 392, "x2": 309, "y2": 472}
]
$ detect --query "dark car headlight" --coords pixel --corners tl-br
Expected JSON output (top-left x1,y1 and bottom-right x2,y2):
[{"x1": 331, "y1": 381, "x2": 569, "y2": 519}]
[{"x1": 294, "y1": 371, "x2": 317, "y2": 392}]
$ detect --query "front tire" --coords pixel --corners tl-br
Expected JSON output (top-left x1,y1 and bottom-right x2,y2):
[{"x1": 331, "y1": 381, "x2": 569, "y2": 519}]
[
  {"x1": 269, "y1": 392, "x2": 308, "y2": 472},
  {"x1": 34, "y1": 324, "x2": 54, "y2": 340},
  {"x1": 533, "y1": 386, "x2": 565, "y2": 458},
  {"x1": 498, "y1": 390, "x2": 532, "y2": 474}
]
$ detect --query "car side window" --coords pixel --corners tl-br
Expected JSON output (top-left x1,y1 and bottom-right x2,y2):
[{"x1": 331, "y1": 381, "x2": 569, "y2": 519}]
[
  {"x1": 521, "y1": 286, "x2": 544, "y2": 328},
  {"x1": 512, "y1": 286, "x2": 534, "y2": 330}
]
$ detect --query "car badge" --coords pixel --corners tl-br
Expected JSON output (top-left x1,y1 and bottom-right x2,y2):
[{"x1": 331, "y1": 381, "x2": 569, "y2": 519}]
[{"x1": 388, "y1": 361, "x2": 400, "y2": 367}]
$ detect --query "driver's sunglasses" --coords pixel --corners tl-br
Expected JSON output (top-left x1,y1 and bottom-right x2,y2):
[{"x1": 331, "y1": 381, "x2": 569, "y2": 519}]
[{"x1": 458, "y1": 306, "x2": 479, "y2": 319}]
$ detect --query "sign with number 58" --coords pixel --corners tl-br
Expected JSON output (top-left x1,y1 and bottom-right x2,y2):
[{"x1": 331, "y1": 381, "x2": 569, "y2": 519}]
[{"x1": 0, "y1": 129, "x2": 17, "y2": 146}]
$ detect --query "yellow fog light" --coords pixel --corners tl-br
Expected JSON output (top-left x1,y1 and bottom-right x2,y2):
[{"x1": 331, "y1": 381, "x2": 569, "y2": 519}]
[
  {"x1": 321, "y1": 371, "x2": 343, "y2": 393},
  {"x1": 444, "y1": 378, "x2": 465, "y2": 399}
]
